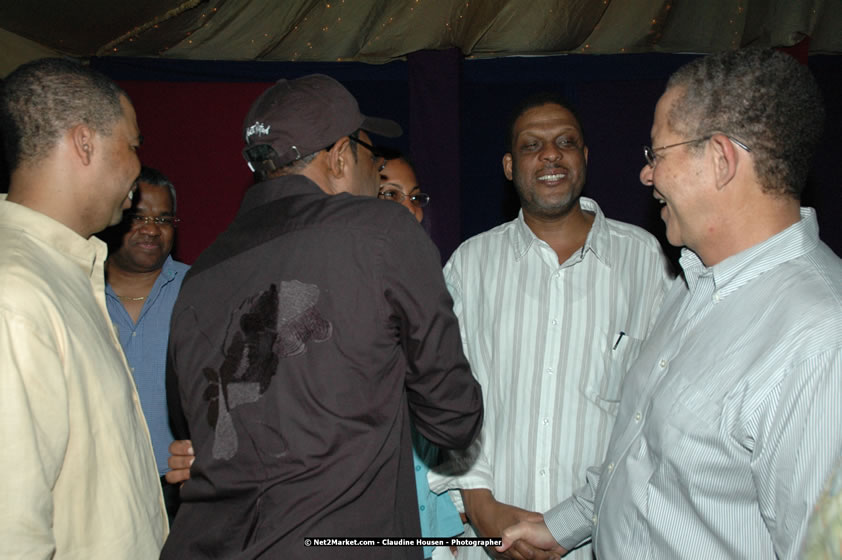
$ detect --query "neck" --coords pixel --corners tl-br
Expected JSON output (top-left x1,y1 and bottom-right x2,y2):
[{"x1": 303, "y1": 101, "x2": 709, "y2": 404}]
[
  {"x1": 7, "y1": 149, "x2": 97, "y2": 239},
  {"x1": 696, "y1": 195, "x2": 801, "y2": 267},
  {"x1": 106, "y1": 260, "x2": 164, "y2": 298},
  {"x1": 522, "y1": 201, "x2": 595, "y2": 264}
]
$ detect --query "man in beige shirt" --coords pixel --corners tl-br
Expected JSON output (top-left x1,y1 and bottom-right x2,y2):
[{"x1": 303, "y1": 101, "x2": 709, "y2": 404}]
[{"x1": 0, "y1": 58, "x2": 167, "y2": 558}]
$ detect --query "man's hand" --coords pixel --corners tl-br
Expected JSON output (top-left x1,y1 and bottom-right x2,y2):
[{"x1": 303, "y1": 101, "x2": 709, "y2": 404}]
[
  {"x1": 461, "y1": 489, "x2": 558, "y2": 560},
  {"x1": 165, "y1": 439, "x2": 194, "y2": 485},
  {"x1": 496, "y1": 517, "x2": 567, "y2": 559}
]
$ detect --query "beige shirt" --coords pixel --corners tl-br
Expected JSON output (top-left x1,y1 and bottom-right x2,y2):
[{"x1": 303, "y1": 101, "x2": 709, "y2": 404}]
[{"x1": 0, "y1": 196, "x2": 167, "y2": 559}]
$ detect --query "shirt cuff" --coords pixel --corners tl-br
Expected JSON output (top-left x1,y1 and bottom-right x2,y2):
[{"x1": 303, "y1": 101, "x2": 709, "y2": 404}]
[
  {"x1": 427, "y1": 461, "x2": 493, "y2": 495},
  {"x1": 543, "y1": 496, "x2": 594, "y2": 552}
]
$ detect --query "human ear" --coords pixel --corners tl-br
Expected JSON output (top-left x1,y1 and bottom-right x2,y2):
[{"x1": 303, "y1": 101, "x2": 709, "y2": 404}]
[
  {"x1": 710, "y1": 133, "x2": 738, "y2": 190},
  {"x1": 502, "y1": 153, "x2": 513, "y2": 180},
  {"x1": 326, "y1": 136, "x2": 352, "y2": 179},
  {"x1": 70, "y1": 124, "x2": 95, "y2": 165}
]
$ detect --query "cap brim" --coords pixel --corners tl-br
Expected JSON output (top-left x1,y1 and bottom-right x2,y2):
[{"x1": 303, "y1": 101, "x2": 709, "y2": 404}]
[{"x1": 360, "y1": 115, "x2": 403, "y2": 138}]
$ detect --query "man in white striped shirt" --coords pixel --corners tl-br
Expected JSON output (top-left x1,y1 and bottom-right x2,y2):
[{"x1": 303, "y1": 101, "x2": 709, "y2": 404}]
[
  {"x1": 428, "y1": 92, "x2": 672, "y2": 559},
  {"x1": 499, "y1": 48, "x2": 842, "y2": 559}
]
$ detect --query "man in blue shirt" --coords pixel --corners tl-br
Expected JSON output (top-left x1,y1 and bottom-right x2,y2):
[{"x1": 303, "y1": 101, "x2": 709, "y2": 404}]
[{"x1": 102, "y1": 166, "x2": 190, "y2": 524}]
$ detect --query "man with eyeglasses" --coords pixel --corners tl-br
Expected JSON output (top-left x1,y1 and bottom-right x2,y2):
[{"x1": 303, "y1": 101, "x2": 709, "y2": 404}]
[
  {"x1": 428, "y1": 91, "x2": 672, "y2": 560},
  {"x1": 498, "y1": 48, "x2": 842, "y2": 559},
  {"x1": 161, "y1": 74, "x2": 483, "y2": 560},
  {"x1": 100, "y1": 165, "x2": 189, "y2": 525}
]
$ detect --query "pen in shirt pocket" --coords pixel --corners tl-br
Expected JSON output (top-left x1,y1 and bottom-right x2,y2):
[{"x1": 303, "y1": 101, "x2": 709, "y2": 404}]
[{"x1": 612, "y1": 331, "x2": 626, "y2": 350}]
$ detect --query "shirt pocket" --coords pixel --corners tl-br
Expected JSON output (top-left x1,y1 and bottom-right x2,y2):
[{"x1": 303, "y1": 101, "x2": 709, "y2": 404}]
[{"x1": 581, "y1": 328, "x2": 645, "y2": 415}]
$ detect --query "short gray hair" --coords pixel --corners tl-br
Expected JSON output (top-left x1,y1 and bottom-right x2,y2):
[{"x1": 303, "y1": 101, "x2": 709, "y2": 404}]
[
  {"x1": 1, "y1": 57, "x2": 127, "y2": 171},
  {"x1": 137, "y1": 166, "x2": 177, "y2": 213},
  {"x1": 666, "y1": 48, "x2": 824, "y2": 199}
]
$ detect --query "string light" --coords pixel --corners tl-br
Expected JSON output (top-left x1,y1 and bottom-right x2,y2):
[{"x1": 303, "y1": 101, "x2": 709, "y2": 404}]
[{"x1": 97, "y1": 0, "x2": 766, "y2": 62}]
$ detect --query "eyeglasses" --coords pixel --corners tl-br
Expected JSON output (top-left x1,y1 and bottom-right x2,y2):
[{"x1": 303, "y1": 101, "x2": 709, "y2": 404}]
[
  {"x1": 349, "y1": 135, "x2": 387, "y2": 172},
  {"x1": 643, "y1": 134, "x2": 751, "y2": 168},
  {"x1": 127, "y1": 214, "x2": 181, "y2": 228},
  {"x1": 378, "y1": 188, "x2": 431, "y2": 208}
]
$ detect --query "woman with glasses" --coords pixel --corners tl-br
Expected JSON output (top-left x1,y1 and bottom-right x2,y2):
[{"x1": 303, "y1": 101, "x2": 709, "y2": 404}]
[{"x1": 378, "y1": 151, "x2": 430, "y2": 224}]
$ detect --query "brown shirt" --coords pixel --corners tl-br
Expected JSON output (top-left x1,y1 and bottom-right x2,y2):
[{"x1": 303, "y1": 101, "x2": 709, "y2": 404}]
[{"x1": 164, "y1": 175, "x2": 482, "y2": 559}]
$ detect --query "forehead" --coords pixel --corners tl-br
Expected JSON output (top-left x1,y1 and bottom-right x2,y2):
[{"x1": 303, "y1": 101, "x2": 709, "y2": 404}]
[
  {"x1": 513, "y1": 103, "x2": 581, "y2": 138},
  {"x1": 651, "y1": 88, "x2": 682, "y2": 141},
  {"x1": 380, "y1": 159, "x2": 417, "y2": 185},
  {"x1": 117, "y1": 95, "x2": 140, "y2": 136},
  {"x1": 135, "y1": 182, "x2": 174, "y2": 212}
]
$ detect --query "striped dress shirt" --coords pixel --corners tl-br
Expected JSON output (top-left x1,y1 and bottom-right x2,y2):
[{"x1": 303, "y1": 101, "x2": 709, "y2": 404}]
[
  {"x1": 546, "y1": 208, "x2": 842, "y2": 559},
  {"x1": 429, "y1": 197, "x2": 671, "y2": 559}
]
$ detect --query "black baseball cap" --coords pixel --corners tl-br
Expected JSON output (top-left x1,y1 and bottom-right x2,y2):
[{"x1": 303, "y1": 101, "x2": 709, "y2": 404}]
[{"x1": 242, "y1": 74, "x2": 402, "y2": 169}]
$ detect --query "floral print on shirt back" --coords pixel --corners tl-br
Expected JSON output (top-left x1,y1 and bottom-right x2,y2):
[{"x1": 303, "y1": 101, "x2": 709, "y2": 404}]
[{"x1": 203, "y1": 280, "x2": 332, "y2": 460}]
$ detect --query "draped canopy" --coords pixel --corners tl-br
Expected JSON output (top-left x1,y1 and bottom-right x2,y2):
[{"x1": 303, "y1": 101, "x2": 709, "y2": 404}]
[{"x1": 2, "y1": 0, "x2": 840, "y2": 75}]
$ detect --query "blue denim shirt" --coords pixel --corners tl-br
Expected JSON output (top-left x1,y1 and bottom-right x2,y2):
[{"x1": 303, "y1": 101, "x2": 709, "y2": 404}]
[{"x1": 106, "y1": 256, "x2": 190, "y2": 475}]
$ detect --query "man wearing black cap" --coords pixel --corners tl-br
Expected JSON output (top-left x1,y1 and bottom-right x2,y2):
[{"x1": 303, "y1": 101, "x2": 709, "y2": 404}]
[{"x1": 162, "y1": 74, "x2": 483, "y2": 559}]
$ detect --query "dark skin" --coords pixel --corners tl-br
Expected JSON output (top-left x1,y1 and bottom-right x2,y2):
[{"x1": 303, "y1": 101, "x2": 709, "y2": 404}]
[
  {"x1": 462, "y1": 489, "x2": 562, "y2": 560},
  {"x1": 502, "y1": 102, "x2": 593, "y2": 265},
  {"x1": 463, "y1": 103, "x2": 594, "y2": 560},
  {"x1": 105, "y1": 182, "x2": 176, "y2": 322}
]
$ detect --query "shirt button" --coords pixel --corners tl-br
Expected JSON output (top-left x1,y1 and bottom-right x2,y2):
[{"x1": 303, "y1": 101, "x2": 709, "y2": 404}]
[
  {"x1": 131, "y1": 367, "x2": 135, "y2": 372},
  {"x1": 546, "y1": 367, "x2": 554, "y2": 375},
  {"x1": 539, "y1": 469, "x2": 546, "y2": 476},
  {"x1": 592, "y1": 515, "x2": 598, "y2": 525},
  {"x1": 415, "y1": 465, "x2": 421, "y2": 472},
  {"x1": 659, "y1": 359, "x2": 667, "y2": 368},
  {"x1": 634, "y1": 412, "x2": 642, "y2": 422},
  {"x1": 420, "y1": 505, "x2": 425, "y2": 511},
  {"x1": 606, "y1": 463, "x2": 614, "y2": 472},
  {"x1": 131, "y1": 332, "x2": 137, "y2": 337},
  {"x1": 543, "y1": 418, "x2": 550, "y2": 425},
  {"x1": 713, "y1": 292, "x2": 721, "y2": 303},
  {"x1": 551, "y1": 319, "x2": 558, "y2": 326}
]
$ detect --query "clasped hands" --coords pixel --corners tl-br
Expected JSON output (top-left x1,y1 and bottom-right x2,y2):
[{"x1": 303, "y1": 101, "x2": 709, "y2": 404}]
[
  {"x1": 166, "y1": 442, "x2": 567, "y2": 559},
  {"x1": 461, "y1": 488, "x2": 567, "y2": 560}
]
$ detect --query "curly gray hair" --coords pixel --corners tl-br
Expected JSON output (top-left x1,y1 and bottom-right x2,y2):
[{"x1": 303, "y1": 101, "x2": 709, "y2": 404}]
[{"x1": 666, "y1": 48, "x2": 824, "y2": 199}]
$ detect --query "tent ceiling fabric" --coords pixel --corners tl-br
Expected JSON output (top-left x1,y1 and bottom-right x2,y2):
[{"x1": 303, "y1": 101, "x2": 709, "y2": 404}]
[{"x1": 1, "y1": 0, "x2": 840, "y2": 73}]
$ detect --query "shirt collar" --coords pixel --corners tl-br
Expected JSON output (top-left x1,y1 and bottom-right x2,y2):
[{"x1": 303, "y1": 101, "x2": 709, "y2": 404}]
[
  {"x1": 680, "y1": 207, "x2": 819, "y2": 297},
  {"x1": 0, "y1": 195, "x2": 107, "y2": 278},
  {"x1": 237, "y1": 175, "x2": 324, "y2": 216},
  {"x1": 510, "y1": 196, "x2": 611, "y2": 266},
  {"x1": 159, "y1": 255, "x2": 179, "y2": 281}
]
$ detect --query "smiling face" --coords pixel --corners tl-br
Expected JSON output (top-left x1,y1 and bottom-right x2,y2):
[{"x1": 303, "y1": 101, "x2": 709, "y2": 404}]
[
  {"x1": 639, "y1": 87, "x2": 715, "y2": 252},
  {"x1": 379, "y1": 158, "x2": 423, "y2": 223},
  {"x1": 503, "y1": 103, "x2": 589, "y2": 221},
  {"x1": 109, "y1": 181, "x2": 175, "y2": 274}
]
